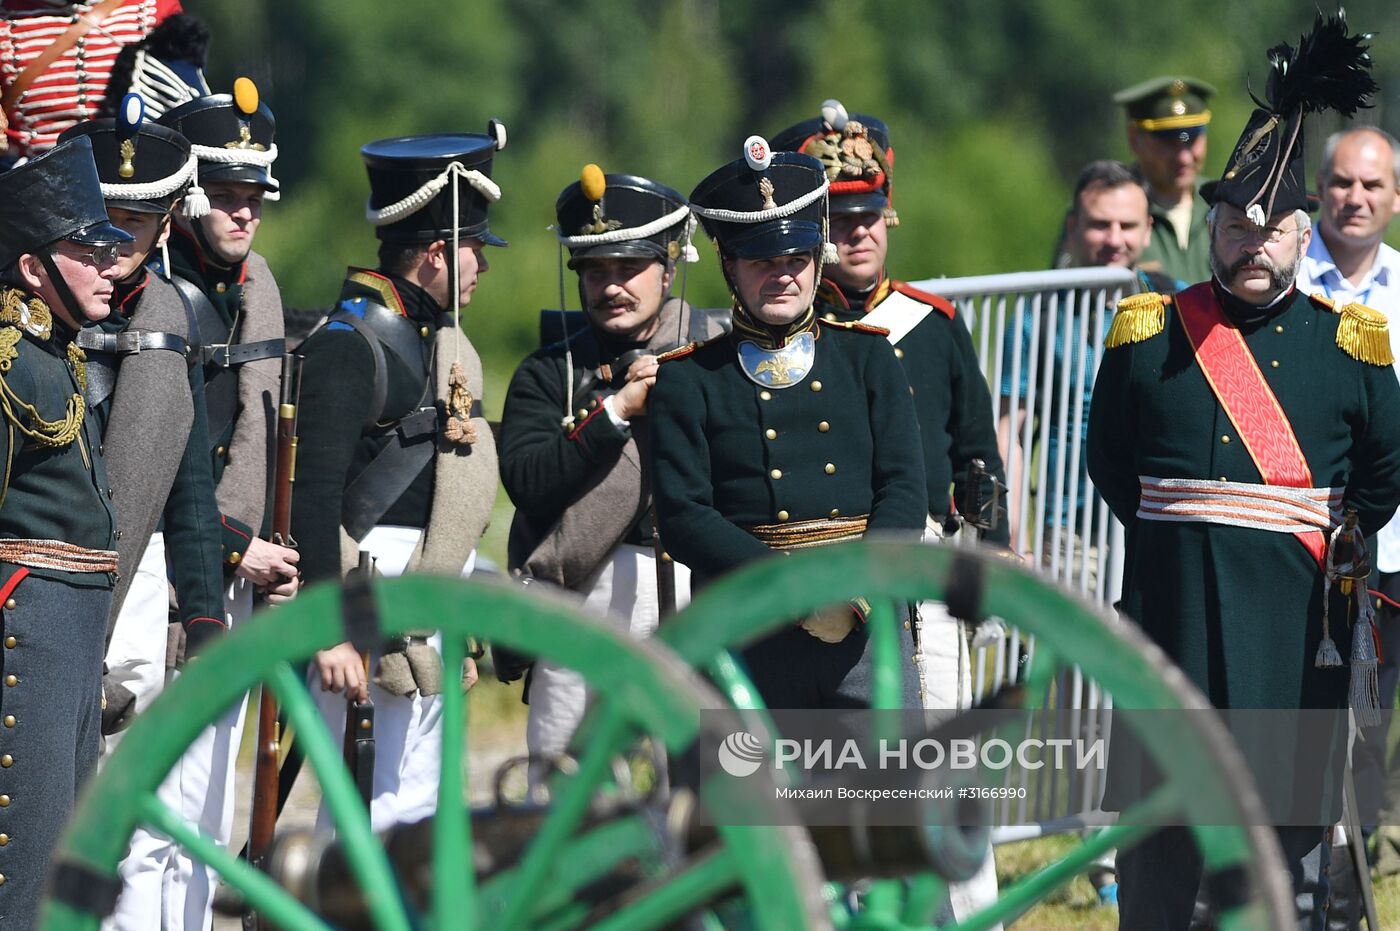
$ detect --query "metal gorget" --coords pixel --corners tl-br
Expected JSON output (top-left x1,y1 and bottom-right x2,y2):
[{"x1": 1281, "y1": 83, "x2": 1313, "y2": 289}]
[{"x1": 737, "y1": 330, "x2": 815, "y2": 388}]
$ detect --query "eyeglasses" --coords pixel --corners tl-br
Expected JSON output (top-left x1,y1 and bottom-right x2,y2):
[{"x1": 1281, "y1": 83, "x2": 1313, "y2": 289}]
[
  {"x1": 56, "y1": 243, "x2": 121, "y2": 266},
  {"x1": 1217, "y1": 222, "x2": 1301, "y2": 245}
]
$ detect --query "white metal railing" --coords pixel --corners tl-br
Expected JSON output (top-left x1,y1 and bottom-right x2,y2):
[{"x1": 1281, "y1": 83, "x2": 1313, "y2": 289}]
[{"x1": 911, "y1": 267, "x2": 1141, "y2": 835}]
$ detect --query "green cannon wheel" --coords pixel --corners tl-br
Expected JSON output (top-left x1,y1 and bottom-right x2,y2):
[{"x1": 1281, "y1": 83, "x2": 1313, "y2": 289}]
[
  {"x1": 654, "y1": 540, "x2": 1294, "y2": 931},
  {"x1": 39, "y1": 576, "x2": 831, "y2": 931}
]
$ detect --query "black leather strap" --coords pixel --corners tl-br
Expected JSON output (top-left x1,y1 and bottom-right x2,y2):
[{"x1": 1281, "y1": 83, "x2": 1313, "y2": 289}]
[
  {"x1": 344, "y1": 699, "x2": 376, "y2": 806},
  {"x1": 320, "y1": 309, "x2": 389, "y2": 428},
  {"x1": 200, "y1": 337, "x2": 285, "y2": 368},
  {"x1": 49, "y1": 859, "x2": 123, "y2": 917},
  {"x1": 76, "y1": 327, "x2": 192, "y2": 359},
  {"x1": 340, "y1": 407, "x2": 439, "y2": 542}
]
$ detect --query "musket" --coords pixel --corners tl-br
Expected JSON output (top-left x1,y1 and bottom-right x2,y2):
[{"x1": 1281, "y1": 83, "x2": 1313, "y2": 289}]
[
  {"x1": 245, "y1": 353, "x2": 301, "y2": 928},
  {"x1": 344, "y1": 550, "x2": 376, "y2": 806}
]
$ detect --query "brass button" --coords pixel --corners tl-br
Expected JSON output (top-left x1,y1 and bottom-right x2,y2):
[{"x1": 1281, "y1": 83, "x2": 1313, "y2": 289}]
[
  {"x1": 3, "y1": 637, "x2": 13, "y2": 649},
  {"x1": 3, "y1": 676, "x2": 14, "y2": 687},
  {"x1": 0, "y1": 873, "x2": 6, "y2": 885},
  {"x1": 3, "y1": 599, "x2": 12, "y2": 611},
  {"x1": 0, "y1": 795, "x2": 9, "y2": 807},
  {"x1": 810, "y1": 381, "x2": 823, "y2": 392},
  {"x1": 2, "y1": 755, "x2": 12, "y2": 768},
  {"x1": 0, "y1": 834, "x2": 8, "y2": 846},
  {"x1": 904, "y1": 621, "x2": 911, "y2": 630},
  {"x1": 894, "y1": 347, "x2": 904, "y2": 359},
  {"x1": 759, "y1": 390, "x2": 772, "y2": 401},
  {"x1": 419, "y1": 326, "x2": 430, "y2": 338},
  {"x1": 215, "y1": 282, "x2": 227, "y2": 294},
  {"x1": 830, "y1": 508, "x2": 840, "y2": 518},
  {"x1": 824, "y1": 463, "x2": 836, "y2": 475},
  {"x1": 2, "y1": 716, "x2": 13, "y2": 728},
  {"x1": 98, "y1": 444, "x2": 105, "y2": 456},
  {"x1": 226, "y1": 552, "x2": 242, "y2": 566},
  {"x1": 777, "y1": 510, "x2": 790, "y2": 521},
  {"x1": 823, "y1": 312, "x2": 836, "y2": 321},
  {"x1": 660, "y1": 551, "x2": 673, "y2": 563},
  {"x1": 1275, "y1": 325, "x2": 1284, "y2": 333},
  {"x1": 360, "y1": 719, "x2": 372, "y2": 731},
  {"x1": 589, "y1": 399, "x2": 598, "y2": 409},
  {"x1": 1270, "y1": 360, "x2": 1279, "y2": 368},
  {"x1": 1220, "y1": 476, "x2": 1228, "y2": 482},
  {"x1": 216, "y1": 446, "x2": 226, "y2": 457},
  {"x1": 770, "y1": 469, "x2": 783, "y2": 480},
  {"x1": 1221, "y1": 435, "x2": 1231, "y2": 444},
  {"x1": 577, "y1": 408, "x2": 588, "y2": 420},
  {"x1": 765, "y1": 428, "x2": 777, "y2": 440},
  {"x1": 818, "y1": 421, "x2": 830, "y2": 433}
]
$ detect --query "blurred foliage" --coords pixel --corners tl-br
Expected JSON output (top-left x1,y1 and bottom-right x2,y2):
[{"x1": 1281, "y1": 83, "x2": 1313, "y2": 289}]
[{"x1": 188, "y1": 0, "x2": 1400, "y2": 411}]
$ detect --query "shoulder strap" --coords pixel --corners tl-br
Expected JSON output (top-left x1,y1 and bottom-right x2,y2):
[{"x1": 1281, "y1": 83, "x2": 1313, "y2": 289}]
[{"x1": 320, "y1": 308, "x2": 388, "y2": 428}]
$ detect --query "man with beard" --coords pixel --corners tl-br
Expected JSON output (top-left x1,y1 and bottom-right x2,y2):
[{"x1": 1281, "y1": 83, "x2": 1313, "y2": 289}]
[
  {"x1": 498, "y1": 167, "x2": 721, "y2": 765},
  {"x1": 1113, "y1": 76, "x2": 1217, "y2": 285},
  {"x1": 651, "y1": 136, "x2": 927, "y2": 709},
  {"x1": 291, "y1": 130, "x2": 501, "y2": 831},
  {"x1": 1087, "y1": 15, "x2": 1400, "y2": 928},
  {"x1": 0, "y1": 134, "x2": 129, "y2": 927}
]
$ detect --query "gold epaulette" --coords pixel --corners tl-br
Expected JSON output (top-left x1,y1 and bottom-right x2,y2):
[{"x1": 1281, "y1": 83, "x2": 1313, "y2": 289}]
[
  {"x1": 1104, "y1": 292, "x2": 1169, "y2": 348},
  {"x1": 1334, "y1": 302, "x2": 1394, "y2": 366},
  {"x1": 818, "y1": 318, "x2": 890, "y2": 337}
]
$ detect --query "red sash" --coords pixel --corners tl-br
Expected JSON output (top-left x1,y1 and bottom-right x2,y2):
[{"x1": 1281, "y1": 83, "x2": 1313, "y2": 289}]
[{"x1": 1174, "y1": 283, "x2": 1326, "y2": 567}]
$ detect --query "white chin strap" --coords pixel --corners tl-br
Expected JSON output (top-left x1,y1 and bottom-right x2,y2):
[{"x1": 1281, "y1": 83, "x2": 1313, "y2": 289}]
[{"x1": 184, "y1": 142, "x2": 282, "y2": 217}]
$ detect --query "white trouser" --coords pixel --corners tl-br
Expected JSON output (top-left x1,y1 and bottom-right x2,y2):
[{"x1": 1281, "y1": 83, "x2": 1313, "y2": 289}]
[
  {"x1": 102, "y1": 534, "x2": 171, "y2": 758},
  {"x1": 525, "y1": 544, "x2": 691, "y2": 768},
  {"x1": 915, "y1": 529, "x2": 1000, "y2": 928},
  {"x1": 109, "y1": 575, "x2": 254, "y2": 931},
  {"x1": 311, "y1": 526, "x2": 476, "y2": 834}
]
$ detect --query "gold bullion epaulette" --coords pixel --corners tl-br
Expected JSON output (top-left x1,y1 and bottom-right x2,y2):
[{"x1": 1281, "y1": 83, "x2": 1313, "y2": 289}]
[
  {"x1": 1334, "y1": 301, "x2": 1393, "y2": 366},
  {"x1": 1105, "y1": 291, "x2": 1170, "y2": 348},
  {"x1": 818, "y1": 318, "x2": 890, "y2": 337}
]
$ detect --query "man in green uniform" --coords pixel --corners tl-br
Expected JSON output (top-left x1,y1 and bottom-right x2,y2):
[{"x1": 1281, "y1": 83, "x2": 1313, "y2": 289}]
[
  {"x1": 291, "y1": 129, "x2": 501, "y2": 831},
  {"x1": 0, "y1": 134, "x2": 129, "y2": 927},
  {"x1": 651, "y1": 135, "x2": 927, "y2": 709},
  {"x1": 1087, "y1": 16, "x2": 1399, "y2": 927},
  {"x1": 1113, "y1": 75, "x2": 1217, "y2": 286}
]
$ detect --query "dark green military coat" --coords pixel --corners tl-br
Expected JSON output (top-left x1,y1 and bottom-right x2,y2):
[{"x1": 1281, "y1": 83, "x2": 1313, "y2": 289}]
[
  {"x1": 1087, "y1": 285, "x2": 1400, "y2": 712},
  {"x1": 1138, "y1": 188, "x2": 1210, "y2": 287},
  {"x1": 651, "y1": 318, "x2": 927, "y2": 585},
  {"x1": 814, "y1": 273, "x2": 1009, "y2": 544},
  {"x1": 0, "y1": 290, "x2": 117, "y2": 584}
]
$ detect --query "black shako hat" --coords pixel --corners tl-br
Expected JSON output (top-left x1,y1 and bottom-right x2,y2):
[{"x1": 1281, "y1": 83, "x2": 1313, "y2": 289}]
[
  {"x1": 554, "y1": 167, "x2": 693, "y2": 268},
  {"x1": 158, "y1": 78, "x2": 278, "y2": 193},
  {"x1": 689, "y1": 136, "x2": 831, "y2": 260},
  {"x1": 771, "y1": 99, "x2": 897, "y2": 222},
  {"x1": 1202, "y1": 10, "x2": 1376, "y2": 220},
  {"x1": 362, "y1": 125, "x2": 507, "y2": 247},
  {"x1": 0, "y1": 136, "x2": 132, "y2": 271},
  {"x1": 59, "y1": 94, "x2": 194, "y2": 215}
]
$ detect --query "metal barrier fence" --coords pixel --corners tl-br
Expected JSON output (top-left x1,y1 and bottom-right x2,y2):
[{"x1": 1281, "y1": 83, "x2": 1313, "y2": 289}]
[{"x1": 910, "y1": 267, "x2": 1142, "y2": 838}]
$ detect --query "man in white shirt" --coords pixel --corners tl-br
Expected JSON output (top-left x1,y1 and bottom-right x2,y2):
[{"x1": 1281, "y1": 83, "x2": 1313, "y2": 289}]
[{"x1": 1295, "y1": 124, "x2": 1400, "y2": 901}]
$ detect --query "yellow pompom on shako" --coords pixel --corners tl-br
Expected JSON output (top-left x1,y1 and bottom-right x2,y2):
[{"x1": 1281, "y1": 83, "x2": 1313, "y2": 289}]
[
  {"x1": 1105, "y1": 292, "x2": 1168, "y2": 348},
  {"x1": 233, "y1": 76, "x2": 259, "y2": 117},
  {"x1": 580, "y1": 163, "x2": 606, "y2": 202}
]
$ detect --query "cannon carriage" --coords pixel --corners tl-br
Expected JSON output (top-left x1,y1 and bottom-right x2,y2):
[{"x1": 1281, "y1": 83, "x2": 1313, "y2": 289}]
[{"x1": 40, "y1": 541, "x2": 1293, "y2": 930}]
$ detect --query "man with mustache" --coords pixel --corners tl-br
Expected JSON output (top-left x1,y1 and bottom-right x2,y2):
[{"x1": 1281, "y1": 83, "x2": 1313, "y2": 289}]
[
  {"x1": 651, "y1": 137, "x2": 927, "y2": 710},
  {"x1": 0, "y1": 135, "x2": 130, "y2": 927},
  {"x1": 498, "y1": 168, "x2": 720, "y2": 766},
  {"x1": 1087, "y1": 16, "x2": 1400, "y2": 927}
]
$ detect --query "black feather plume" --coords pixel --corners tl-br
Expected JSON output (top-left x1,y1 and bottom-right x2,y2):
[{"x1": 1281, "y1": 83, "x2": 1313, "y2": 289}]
[{"x1": 1263, "y1": 8, "x2": 1377, "y2": 118}]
